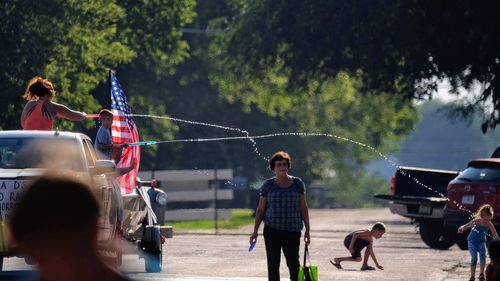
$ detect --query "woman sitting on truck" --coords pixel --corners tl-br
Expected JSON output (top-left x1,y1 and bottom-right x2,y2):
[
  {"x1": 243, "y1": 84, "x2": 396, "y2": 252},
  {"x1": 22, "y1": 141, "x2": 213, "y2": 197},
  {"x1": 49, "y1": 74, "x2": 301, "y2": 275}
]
[{"x1": 21, "y1": 76, "x2": 87, "y2": 130}]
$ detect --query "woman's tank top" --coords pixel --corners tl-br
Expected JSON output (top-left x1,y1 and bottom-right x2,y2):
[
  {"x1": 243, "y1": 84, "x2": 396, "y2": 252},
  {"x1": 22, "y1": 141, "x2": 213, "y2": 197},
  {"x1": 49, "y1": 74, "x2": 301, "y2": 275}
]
[{"x1": 23, "y1": 101, "x2": 54, "y2": 130}]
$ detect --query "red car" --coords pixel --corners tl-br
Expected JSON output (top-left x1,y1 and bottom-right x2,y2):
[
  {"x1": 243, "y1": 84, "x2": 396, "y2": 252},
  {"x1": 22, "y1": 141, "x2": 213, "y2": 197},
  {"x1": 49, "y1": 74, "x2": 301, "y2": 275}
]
[{"x1": 444, "y1": 158, "x2": 500, "y2": 249}]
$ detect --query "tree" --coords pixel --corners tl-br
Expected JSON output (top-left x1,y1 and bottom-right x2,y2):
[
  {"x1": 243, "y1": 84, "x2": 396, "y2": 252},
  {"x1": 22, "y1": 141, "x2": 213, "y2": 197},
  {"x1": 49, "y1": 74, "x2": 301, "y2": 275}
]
[
  {"x1": 0, "y1": 0, "x2": 195, "y2": 130},
  {"x1": 213, "y1": 0, "x2": 500, "y2": 131},
  {"x1": 116, "y1": 1, "x2": 417, "y2": 191}
]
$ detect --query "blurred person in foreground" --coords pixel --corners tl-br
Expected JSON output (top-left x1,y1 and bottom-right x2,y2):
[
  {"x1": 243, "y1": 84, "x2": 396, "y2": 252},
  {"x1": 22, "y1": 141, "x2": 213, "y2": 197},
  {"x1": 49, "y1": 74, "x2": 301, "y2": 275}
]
[
  {"x1": 486, "y1": 239, "x2": 500, "y2": 281},
  {"x1": 249, "y1": 151, "x2": 311, "y2": 281},
  {"x1": 21, "y1": 76, "x2": 87, "y2": 130},
  {"x1": 9, "y1": 174, "x2": 133, "y2": 281}
]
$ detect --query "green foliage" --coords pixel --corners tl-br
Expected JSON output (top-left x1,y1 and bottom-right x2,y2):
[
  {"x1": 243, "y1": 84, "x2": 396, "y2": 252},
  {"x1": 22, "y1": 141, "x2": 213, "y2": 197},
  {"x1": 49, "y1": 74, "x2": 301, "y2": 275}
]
[
  {"x1": 322, "y1": 170, "x2": 390, "y2": 208},
  {"x1": 199, "y1": 1, "x2": 421, "y2": 207},
  {"x1": 0, "y1": 0, "x2": 195, "y2": 130},
  {"x1": 128, "y1": 95, "x2": 178, "y2": 169},
  {"x1": 113, "y1": 1, "x2": 419, "y2": 211},
  {"x1": 0, "y1": 0, "x2": 421, "y2": 209},
  {"x1": 213, "y1": 0, "x2": 500, "y2": 131},
  {"x1": 207, "y1": 54, "x2": 418, "y2": 184},
  {"x1": 118, "y1": 0, "x2": 196, "y2": 77}
]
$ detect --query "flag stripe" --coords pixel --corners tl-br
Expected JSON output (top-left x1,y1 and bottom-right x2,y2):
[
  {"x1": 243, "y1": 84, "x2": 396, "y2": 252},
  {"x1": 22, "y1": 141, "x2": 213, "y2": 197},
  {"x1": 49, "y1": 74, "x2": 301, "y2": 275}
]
[{"x1": 110, "y1": 73, "x2": 140, "y2": 194}]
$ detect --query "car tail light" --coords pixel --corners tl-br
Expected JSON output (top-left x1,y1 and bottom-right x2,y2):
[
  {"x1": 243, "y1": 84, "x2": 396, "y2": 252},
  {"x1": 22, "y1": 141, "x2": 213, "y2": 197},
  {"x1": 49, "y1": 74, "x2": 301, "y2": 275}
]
[{"x1": 390, "y1": 176, "x2": 396, "y2": 194}]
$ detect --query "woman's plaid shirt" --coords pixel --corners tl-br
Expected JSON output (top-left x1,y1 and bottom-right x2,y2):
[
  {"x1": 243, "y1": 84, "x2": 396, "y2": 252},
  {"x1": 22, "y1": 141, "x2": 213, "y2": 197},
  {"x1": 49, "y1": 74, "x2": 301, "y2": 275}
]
[{"x1": 260, "y1": 176, "x2": 305, "y2": 232}]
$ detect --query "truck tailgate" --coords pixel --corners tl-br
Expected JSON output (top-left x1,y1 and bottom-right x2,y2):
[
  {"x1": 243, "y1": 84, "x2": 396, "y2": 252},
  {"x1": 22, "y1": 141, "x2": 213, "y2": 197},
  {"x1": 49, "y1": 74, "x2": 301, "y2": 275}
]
[{"x1": 374, "y1": 194, "x2": 447, "y2": 207}]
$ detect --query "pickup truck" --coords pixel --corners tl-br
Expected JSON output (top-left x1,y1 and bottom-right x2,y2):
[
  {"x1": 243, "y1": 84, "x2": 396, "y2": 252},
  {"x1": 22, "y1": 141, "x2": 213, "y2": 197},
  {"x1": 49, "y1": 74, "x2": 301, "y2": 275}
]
[
  {"x1": 374, "y1": 166, "x2": 459, "y2": 249},
  {"x1": 0, "y1": 130, "x2": 123, "y2": 270},
  {"x1": 0, "y1": 130, "x2": 169, "y2": 273}
]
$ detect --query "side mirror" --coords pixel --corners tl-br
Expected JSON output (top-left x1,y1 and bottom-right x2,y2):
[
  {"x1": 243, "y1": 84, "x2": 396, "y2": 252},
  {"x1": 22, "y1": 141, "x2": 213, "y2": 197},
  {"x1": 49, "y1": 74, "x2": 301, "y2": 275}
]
[{"x1": 92, "y1": 160, "x2": 116, "y2": 174}]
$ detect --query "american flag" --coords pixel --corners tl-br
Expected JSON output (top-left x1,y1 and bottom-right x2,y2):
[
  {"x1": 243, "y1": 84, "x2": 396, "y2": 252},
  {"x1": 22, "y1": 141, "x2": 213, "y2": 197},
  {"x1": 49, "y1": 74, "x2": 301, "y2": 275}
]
[{"x1": 110, "y1": 72, "x2": 140, "y2": 194}]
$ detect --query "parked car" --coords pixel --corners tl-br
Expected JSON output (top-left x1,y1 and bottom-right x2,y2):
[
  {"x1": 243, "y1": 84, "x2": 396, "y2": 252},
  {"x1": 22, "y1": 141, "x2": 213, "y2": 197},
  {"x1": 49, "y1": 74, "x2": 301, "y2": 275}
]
[{"x1": 443, "y1": 158, "x2": 500, "y2": 250}]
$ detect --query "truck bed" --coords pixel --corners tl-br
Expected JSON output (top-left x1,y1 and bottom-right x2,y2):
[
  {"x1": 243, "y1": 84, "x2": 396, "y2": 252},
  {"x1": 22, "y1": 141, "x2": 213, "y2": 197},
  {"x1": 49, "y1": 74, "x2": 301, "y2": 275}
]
[
  {"x1": 392, "y1": 166, "x2": 459, "y2": 198},
  {"x1": 374, "y1": 166, "x2": 459, "y2": 220}
]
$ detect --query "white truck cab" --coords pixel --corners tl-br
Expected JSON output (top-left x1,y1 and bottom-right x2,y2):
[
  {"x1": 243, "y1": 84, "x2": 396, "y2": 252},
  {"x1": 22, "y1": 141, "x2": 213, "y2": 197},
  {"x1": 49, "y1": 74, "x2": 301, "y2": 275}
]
[{"x1": 0, "y1": 130, "x2": 123, "y2": 270}]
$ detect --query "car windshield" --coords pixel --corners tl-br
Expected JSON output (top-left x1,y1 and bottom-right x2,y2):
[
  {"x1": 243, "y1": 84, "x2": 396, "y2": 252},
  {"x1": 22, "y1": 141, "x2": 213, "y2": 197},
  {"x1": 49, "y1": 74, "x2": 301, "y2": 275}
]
[
  {"x1": 0, "y1": 138, "x2": 84, "y2": 171},
  {"x1": 459, "y1": 166, "x2": 500, "y2": 182}
]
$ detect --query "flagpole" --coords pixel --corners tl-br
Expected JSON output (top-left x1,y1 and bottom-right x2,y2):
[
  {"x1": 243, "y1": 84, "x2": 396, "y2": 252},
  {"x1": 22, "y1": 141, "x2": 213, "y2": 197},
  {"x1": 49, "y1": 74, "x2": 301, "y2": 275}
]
[{"x1": 108, "y1": 69, "x2": 112, "y2": 109}]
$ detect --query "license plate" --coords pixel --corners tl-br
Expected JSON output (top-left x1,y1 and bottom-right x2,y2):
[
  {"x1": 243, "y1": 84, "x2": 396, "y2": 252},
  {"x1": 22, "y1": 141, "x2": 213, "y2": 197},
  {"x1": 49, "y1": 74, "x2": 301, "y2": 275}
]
[
  {"x1": 419, "y1": 205, "x2": 432, "y2": 215},
  {"x1": 461, "y1": 195, "x2": 475, "y2": 205}
]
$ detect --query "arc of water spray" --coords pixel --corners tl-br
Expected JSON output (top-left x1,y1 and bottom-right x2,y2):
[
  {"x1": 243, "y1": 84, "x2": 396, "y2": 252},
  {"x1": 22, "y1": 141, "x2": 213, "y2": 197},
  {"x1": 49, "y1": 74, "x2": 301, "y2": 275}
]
[
  {"x1": 130, "y1": 114, "x2": 487, "y2": 237},
  {"x1": 131, "y1": 114, "x2": 267, "y2": 161}
]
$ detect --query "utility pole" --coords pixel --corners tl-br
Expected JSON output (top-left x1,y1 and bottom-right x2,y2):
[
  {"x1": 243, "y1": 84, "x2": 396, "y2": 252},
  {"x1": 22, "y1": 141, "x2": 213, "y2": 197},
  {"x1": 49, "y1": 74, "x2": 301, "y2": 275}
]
[{"x1": 213, "y1": 168, "x2": 219, "y2": 234}]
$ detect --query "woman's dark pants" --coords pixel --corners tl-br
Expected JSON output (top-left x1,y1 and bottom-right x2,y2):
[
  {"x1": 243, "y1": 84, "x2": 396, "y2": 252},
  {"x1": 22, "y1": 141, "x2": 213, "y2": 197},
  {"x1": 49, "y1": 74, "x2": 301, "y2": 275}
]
[{"x1": 263, "y1": 225, "x2": 301, "y2": 281}]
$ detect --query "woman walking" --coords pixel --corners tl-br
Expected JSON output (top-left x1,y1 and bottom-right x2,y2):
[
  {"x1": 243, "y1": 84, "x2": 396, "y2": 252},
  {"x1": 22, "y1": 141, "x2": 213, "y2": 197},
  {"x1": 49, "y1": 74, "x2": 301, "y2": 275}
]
[{"x1": 249, "y1": 151, "x2": 311, "y2": 281}]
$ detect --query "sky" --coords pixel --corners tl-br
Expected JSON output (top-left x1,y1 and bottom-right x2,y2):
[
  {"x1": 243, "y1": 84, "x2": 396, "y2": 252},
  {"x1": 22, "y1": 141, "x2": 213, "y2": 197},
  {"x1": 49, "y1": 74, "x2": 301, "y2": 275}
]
[{"x1": 433, "y1": 79, "x2": 482, "y2": 103}]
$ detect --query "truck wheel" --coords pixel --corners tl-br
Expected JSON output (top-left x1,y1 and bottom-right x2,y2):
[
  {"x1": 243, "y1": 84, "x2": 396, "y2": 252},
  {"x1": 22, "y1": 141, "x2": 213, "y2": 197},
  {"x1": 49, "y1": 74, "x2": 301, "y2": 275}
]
[
  {"x1": 142, "y1": 225, "x2": 162, "y2": 273},
  {"x1": 419, "y1": 220, "x2": 455, "y2": 250},
  {"x1": 145, "y1": 245, "x2": 162, "y2": 273}
]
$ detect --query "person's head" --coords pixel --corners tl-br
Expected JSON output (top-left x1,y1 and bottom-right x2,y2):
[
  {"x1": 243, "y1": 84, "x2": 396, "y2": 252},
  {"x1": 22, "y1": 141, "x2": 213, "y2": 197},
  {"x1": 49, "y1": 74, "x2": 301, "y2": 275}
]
[
  {"x1": 371, "y1": 222, "x2": 386, "y2": 239},
  {"x1": 98, "y1": 109, "x2": 114, "y2": 128},
  {"x1": 22, "y1": 76, "x2": 56, "y2": 101},
  {"x1": 9, "y1": 174, "x2": 100, "y2": 258},
  {"x1": 269, "y1": 151, "x2": 291, "y2": 174},
  {"x1": 476, "y1": 204, "x2": 494, "y2": 220}
]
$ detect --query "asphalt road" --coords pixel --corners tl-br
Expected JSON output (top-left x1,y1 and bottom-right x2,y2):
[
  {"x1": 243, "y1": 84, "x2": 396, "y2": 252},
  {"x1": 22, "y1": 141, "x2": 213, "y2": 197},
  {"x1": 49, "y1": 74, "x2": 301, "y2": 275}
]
[{"x1": 2, "y1": 209, "x2": 474, "y2": 280}]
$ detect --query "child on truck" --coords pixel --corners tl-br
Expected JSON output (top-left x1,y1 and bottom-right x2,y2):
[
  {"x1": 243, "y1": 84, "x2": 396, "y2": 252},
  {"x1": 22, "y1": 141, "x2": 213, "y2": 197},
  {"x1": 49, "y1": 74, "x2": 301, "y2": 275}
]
[
  {"x1": 94, "y1": 109, "x2": 115, "y2": 160},
  {"x1": 458, "y1": 204, "x2": 499, "y2": 281},
  {"x1": 330, "y1": 222, "x2": 385, "y2": 271},
  {"x1": 94, "y1": 109, "x2": 134, "y2": 175}
]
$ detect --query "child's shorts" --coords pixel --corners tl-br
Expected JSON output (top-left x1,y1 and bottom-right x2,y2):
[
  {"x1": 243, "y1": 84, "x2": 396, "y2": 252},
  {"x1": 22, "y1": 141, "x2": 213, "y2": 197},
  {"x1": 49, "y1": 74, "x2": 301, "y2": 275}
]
[{"x1": 344, "y1": 235, "x2": 370, "y2": 259}]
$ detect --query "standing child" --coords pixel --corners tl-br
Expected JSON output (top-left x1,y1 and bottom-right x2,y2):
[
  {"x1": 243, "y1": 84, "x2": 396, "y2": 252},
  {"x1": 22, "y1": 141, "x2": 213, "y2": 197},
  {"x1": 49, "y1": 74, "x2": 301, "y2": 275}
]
[
  {"x1": 330, "y1": 222, "x2": 385, "y2": 271},
  {"x1": 94, "y1": 109, "x2": 135, "y2": 175},
  {"x1": 458, "y1": 204, "x2": 499, "y2": 281}
]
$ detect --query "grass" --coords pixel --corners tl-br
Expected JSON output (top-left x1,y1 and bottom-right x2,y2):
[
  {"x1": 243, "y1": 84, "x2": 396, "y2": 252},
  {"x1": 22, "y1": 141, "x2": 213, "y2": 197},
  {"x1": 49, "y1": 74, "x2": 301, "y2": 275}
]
[{"x1": 165, "y1": 209, "x2": 254, "y2": 230}]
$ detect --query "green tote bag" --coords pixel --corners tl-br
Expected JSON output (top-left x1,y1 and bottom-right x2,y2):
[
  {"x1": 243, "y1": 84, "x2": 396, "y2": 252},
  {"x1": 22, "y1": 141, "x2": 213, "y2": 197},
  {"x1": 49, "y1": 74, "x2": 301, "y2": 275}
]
[{"x1": 298, "y1": 243, "x2": 318, "y2": 281}]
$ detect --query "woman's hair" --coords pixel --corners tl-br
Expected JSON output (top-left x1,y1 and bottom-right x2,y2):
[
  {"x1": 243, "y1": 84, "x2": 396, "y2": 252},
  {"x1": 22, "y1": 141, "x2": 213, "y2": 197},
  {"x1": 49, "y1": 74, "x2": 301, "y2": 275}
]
[
  {"x1": 475, "y1": 204, "x2": 494, "y2": 219},
  {"x1": 269, "y1": 151, "x2": 292, "y2": 170},
  {"x1": 22, "y1": 76, "x2": 56, "y2": 101}
]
